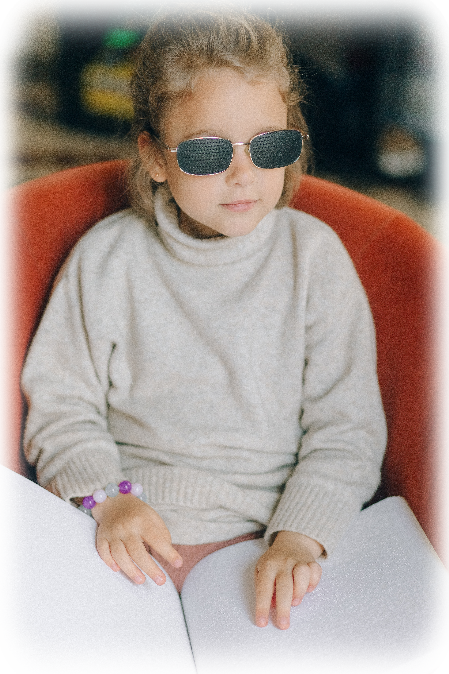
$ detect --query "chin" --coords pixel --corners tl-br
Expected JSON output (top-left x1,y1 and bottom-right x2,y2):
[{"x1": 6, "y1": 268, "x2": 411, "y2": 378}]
[{"x1": 218, "y1": 222, "x2": 260, "y2": 238}]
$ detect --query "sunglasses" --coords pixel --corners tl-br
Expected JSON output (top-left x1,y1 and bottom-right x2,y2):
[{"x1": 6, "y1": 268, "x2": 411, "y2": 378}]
[{"x1": 160, "y1": 129, "x2": 306, "y2": 176}]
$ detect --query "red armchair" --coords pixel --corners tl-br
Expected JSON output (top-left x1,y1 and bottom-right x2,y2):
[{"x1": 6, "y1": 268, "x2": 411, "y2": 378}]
[{"x1": 9, "y1": 160, "x2": 442, "y2": 558}]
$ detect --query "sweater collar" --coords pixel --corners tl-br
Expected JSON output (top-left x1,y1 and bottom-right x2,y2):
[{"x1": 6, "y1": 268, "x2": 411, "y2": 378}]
[{"x1": 154, "y1": 186, "x2": 276, "y2": 266}]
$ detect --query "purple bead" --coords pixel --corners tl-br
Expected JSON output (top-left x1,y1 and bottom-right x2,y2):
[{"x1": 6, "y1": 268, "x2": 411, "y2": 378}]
[
  {"x1": 119, "y1": 480, "x2": 132, "y2": 494},
  {"x1": 82, "y1": 495, "x2": 96, "y2": 509}
]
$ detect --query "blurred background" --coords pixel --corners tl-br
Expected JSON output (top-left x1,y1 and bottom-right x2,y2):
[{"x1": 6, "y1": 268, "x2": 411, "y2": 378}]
[{"x1": 9, "y1": 6, "x2": 438, "y2": 237}]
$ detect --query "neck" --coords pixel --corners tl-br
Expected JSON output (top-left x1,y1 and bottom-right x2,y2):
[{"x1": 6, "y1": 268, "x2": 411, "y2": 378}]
[{"x1": 178, "y1": 208, "x2": 226, "y2": 240}]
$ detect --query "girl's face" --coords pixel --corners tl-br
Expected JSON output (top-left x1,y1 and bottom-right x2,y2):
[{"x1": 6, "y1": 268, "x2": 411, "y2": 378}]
[{"x1": 139, "y1": 69, "x2": 288, "y2": 239}]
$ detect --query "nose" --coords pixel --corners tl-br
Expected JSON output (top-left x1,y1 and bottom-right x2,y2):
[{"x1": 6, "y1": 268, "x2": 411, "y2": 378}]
[{"x1": 225, "y1": 143, "x2": 256, "y2": 186}]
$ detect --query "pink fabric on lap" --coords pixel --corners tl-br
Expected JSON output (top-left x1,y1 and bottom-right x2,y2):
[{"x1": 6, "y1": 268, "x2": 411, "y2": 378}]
[{"x1": 149, "y1": 530, "x2": 264, "y2": 592}]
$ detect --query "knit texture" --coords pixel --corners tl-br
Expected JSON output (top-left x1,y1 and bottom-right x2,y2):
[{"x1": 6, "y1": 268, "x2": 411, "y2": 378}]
[{"x1": 22, "y1": 188, "x2": 386, "y2": 552}]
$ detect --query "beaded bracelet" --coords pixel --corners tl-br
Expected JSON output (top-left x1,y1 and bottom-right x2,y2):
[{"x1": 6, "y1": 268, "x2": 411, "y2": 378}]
[{"x1": 78, "y1": 480, "x2": 148, "y2": 516}]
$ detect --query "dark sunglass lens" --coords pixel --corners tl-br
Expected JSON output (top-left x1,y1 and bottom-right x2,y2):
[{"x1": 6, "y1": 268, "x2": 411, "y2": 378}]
[
  {"x1": 250, "y1": 130, "x2": 303, "y2": 169},
  {"x1": 176, "y1": 138, "x2": 233, "y2": 175}
]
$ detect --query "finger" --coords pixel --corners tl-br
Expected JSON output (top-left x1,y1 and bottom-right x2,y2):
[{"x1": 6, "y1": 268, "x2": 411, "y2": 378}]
[
  {"x1": 96, "y1": 534, "x2": 120, "y2": 573},
  {"x1": 109, "y1": 538, "x2": 166, "y2": 586},
  {"x1": 292, "y1": 563, "x2": 312, "y2": 606},
  {"x1": 148, "y1": 536, "x2": 183, "y2": 569},
  {"x1": 274, "y1": 571, "x2": 294, "y2": 629},
  {"x1": 306, "y1": 561, "x2": 322, "y2": 592},
  {"x1": 140, "y1": 516, "x2": 183, "y2": 569},
  {"x1": 125, "y1": 536, "x2": 179, "y2": 584},
  {"x1": 254, "y1": 564, "x2": 276, "y2": 627}
]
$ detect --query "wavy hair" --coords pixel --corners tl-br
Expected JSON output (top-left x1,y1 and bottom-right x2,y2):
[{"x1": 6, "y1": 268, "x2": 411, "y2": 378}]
[{"x1": 129, "y1": 8, "x2": 311, "y2": 221}]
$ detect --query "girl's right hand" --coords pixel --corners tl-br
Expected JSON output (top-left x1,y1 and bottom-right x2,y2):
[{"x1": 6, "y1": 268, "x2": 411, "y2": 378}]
[{"x1": 92, "y1": 493, "x2": 183, "y2": 585}]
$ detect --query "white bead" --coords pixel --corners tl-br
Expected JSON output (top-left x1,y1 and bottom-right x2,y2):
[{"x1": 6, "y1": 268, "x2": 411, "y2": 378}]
[
  {"x1": 131, "y1": 483, "x2": 143, "y2": 497},
  {"x1": 105, "y1": 483, "x2": 119, "y2": 497},
  {"x1": 93, "y1": 489, "x2": 107, "y2": 503},
  {"x1": 79, "y1": 506, "x2": 93, "y2": 517}
]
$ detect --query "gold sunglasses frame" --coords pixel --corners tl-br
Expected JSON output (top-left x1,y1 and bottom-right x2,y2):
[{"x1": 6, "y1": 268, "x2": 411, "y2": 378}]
[{"x1": 159, "y1": 130, "x2": 308, "y2": 176}]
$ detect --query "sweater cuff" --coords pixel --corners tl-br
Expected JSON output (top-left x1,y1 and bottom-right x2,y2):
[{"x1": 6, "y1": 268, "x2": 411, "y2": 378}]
[
  {"x1": 264, "y1": 480, "x2": 361, "y2": 556},
  {"x1": 43, "y1": 451, "x2": 126, "y2": 503}
]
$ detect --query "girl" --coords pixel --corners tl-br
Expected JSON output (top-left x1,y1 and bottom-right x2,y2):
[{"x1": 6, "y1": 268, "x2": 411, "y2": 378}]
[{"x1": 21, "y1": 9, "x2": 386, "y2": 631}]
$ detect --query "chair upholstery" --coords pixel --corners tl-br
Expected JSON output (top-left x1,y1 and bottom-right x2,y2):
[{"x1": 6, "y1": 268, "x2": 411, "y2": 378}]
[
  {"x1": 11, "y1": 161, "x2": 129, "y2": 476},
  {"x1": 9, "y1": 160, "x2": 442, "y2": 558},
  {"x1": 290, "y1": 180, "x2": 441, "y2": 557}
]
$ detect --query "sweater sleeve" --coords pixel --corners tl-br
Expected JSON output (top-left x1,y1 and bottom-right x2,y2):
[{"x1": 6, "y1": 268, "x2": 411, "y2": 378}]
[
  {"x1": 21, "y1": 242, "x2": 126, "y2": 502},
  {"x1": 265, "y1": 228, "x2": 387, "y2": 554}
]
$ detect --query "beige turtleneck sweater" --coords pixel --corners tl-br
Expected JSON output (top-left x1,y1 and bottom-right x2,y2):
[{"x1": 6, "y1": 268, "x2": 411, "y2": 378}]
[{"x1": 21, "y1": 188, "x2": 386, "y2": 552}]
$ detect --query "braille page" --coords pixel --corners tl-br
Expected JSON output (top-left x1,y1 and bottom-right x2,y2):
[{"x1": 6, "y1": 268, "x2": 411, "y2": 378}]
[
  {"x1": 180, "y1": 497, "x2": 448, "y2": 674},
  {"x1": 1, "y1": 466, "x2": 196, "y2": 674}
]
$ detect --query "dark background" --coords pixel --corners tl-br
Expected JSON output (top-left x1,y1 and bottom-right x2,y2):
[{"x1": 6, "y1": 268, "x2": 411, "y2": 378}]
[{"x1": 56, "y1": 0, "x2": 449, "y2": 190}]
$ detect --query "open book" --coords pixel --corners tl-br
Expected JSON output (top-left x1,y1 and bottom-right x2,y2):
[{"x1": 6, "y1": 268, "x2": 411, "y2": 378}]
[{"x1": 1, "y1": 464, "x2": 447, "y2": 674}]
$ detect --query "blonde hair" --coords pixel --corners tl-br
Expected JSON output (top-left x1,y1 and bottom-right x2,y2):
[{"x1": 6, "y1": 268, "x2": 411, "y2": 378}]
[{"x1": 129, "y1": 8, "x2": 311, "y2": 221}]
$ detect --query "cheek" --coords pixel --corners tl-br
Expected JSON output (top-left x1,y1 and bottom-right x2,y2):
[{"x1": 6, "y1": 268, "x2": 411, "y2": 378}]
[
  {"x1": 267, "y1": 169, "x2": 286, "y2": 201},
  {"x1": 166, "y1": 164, "x2": 286, "y2": 218},
  {"x1": 167, "y1": 173, "x2": 219, "y2": 214}
]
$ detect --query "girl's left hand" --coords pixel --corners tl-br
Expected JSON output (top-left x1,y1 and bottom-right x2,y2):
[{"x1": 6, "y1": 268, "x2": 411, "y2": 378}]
[{"x1": 254, "y1": 530, "x2": 323, "y2": 630}]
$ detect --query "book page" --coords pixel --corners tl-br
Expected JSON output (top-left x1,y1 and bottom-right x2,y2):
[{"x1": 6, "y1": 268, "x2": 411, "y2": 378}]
[
  {"x1": 0, "y1": 466, "x2": 196, "y2": 674},
  {"x1": 180, "y1": 497, "x2": 448, "y2": 674}
]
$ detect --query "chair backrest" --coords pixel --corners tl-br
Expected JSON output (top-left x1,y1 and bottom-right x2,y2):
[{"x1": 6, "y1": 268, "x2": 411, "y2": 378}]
[
  {"x1": 291, "y1": 179, "x2": 440, "y2": 556},
  {"x1": 11, "y1": 160, "x2": 129, "y2": 474},
  {"x1": 9, "y1": 160, "x2": 441, "y2": 556}
]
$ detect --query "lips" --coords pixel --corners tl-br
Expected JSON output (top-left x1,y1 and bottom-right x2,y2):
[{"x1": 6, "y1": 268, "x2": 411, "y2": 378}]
[{"x1": 220, "y1": 200, "x2": 257, "y2": 212}]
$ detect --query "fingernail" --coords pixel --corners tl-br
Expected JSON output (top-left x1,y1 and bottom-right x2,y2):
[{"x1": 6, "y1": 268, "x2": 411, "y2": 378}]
[
  {"x1": 256, "y1": 617, "x2": 268, "y2": 627},
  {"x1": 134, "y1": 575, "x2": 145, "y2": 584},
  {"x1": 278, "y1": 618, "x2": 289, "y2": 629},
  {"x1": 154, "y1": 575, "x2": 165, "y2": 586},
  {"x1": 173, "y1": 557, "x2": 183, "y2": 568}
]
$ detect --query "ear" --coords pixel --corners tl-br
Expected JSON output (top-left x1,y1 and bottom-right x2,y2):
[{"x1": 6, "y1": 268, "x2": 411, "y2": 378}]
[{"x1": 138, "y1": 132, "x2": 168, "y2": 183}]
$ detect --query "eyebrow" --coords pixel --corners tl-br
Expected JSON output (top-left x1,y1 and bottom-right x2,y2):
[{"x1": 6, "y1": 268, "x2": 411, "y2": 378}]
[{"x1": 179, "y1": 126, "x2": 286, "y2": 142}]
